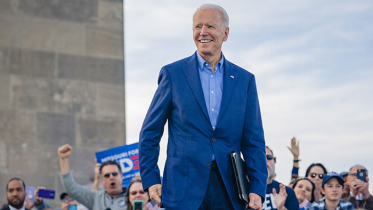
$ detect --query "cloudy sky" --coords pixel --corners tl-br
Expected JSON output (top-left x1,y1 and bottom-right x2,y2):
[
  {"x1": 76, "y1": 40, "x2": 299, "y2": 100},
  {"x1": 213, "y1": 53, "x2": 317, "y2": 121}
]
[{"x1": 124, "y1": 0, "x2": 373, "y2": 190}]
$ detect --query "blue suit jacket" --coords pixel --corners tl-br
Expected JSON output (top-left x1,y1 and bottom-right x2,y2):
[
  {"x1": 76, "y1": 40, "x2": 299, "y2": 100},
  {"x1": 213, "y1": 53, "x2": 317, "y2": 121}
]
[{"x1": 139, "y1": 52, "x2": 267, "y2": 210}]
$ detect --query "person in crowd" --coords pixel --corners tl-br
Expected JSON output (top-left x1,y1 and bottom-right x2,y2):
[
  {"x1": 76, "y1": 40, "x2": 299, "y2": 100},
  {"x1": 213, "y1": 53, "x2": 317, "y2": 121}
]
[
  {"x1": 305, "y1": 163, "x2": 328, "y2": 202},
  {"x1": 345, "y1": 165, "x2": 373, "y2": 209},
  {"x1": 288, "y1": 137, "x2": 301, "y2": 186},
  {"x1": 125, "y1": 179, "x2": 150, "y2": 210},
  {"x1": 287, "y1": 137, "x2": 327, "y2": 202},
  {"x1": 34, "y1": 189, "x2": 88, "y2": 210},
  {"x1": 58, "y1": 144, "x2": 127, "y2": 210},
  {"x1": 309, "y1": 172, "x2": 355, "y2": 210},
  {"x1": 292, "y1": 177, "x2": 316, "y2": 210},
  {"x1": 2, "y1": 178, "x2": 30, "y2": 210},
  {"x1": 340, "y1": 171, "x2": 350, "y2": 200},
  {"x1": 139, "y1": 3, "x2": 267, "y2": 210},
  {"x1": 264, "y1": 146, "x2": 299, "y2": 210}
]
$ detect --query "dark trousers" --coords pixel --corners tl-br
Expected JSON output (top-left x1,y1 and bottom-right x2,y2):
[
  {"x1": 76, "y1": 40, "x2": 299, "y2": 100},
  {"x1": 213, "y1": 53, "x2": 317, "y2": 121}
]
[{"x1": 198, "y1": 161, "x2": 234, "y2": 210}]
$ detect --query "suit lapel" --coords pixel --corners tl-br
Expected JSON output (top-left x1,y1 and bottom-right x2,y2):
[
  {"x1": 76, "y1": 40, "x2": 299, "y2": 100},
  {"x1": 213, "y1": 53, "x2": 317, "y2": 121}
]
[
  {"x1": 218, "y1": 60, "x2": 238, "y2": 122},
  {"x1": 181, "y1": 53, "x2": 210, "y2": 122}
]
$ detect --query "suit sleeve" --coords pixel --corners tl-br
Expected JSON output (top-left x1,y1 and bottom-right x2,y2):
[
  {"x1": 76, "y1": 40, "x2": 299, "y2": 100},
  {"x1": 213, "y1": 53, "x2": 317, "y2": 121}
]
[
  {"x1": 241, "y1": 75, "x2": 268, "y2": 201},
  {"x1": 139, "y1": 67, "x2": 172, "y2": 191}
]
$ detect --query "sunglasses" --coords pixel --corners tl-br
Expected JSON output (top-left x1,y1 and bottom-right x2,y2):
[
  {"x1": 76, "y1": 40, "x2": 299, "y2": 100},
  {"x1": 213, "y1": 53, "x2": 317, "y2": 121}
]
[
  {"x1": 130, "y1": 190, "x2": 145, "y2": 196},
  {"x1": 103, "y1": 172, "x2": 119, "y2": 178},
  {"x1": 310, "y1": 173, "x2": 324, "y2": 179},
  {"x1": 62, "y1": 197, "x2": 75, "y2": 202},
  {"x1": 266, "y1": 155, "x2": 276, "y2": 162}
]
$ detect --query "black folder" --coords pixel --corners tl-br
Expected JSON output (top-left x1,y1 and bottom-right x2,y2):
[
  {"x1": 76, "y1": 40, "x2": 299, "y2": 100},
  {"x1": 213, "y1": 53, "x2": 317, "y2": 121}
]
[{"x1": 230, "y1": 151, "x2": 251, "y2": 204}]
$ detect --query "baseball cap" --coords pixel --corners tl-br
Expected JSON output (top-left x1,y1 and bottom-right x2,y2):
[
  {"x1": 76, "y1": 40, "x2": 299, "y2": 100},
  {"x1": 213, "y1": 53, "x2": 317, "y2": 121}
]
[
  {"x1": 340, "y1": 171, "x2": 348, "y2": 177},
  {"x1": 322, "y1": 171, "x2": 344, "y2": 188}
]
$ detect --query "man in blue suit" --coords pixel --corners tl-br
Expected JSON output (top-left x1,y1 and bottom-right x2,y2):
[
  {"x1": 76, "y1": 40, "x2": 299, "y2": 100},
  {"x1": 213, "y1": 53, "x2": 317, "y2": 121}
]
[{"x1": 139, "y1": 4, "x2": 267, "y2": 210}]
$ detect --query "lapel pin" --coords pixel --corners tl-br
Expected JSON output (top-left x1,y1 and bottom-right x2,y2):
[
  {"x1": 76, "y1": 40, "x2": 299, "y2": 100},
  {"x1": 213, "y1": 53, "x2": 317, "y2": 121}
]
[{"x1": 230, "y1": 75, "x2": 234, "y2": 79}]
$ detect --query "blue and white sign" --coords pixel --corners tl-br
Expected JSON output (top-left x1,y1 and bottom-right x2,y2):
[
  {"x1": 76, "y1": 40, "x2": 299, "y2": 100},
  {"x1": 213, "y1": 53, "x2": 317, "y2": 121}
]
[{"x1": 95, "y1": 143, "x2": 139, "y2": 187}]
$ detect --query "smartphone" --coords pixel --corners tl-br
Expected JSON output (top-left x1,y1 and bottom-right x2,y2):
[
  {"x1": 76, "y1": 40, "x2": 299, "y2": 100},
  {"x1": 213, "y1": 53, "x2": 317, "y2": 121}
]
[
  {"x1": 38, "y1": 189, "x2": 55, "y2": 199},
  {"x1": 68, "y1": 205, "x2": 77, "y2": 210},
  {"x1": 133, "y1": 200, "x2": 143, "y2": 210},
  {"x1": 25, "y1": 186, "x2": 35, "y2": 204},
  {"x1": 357, "y1": 169, "x2": 367, "y2": 182}
]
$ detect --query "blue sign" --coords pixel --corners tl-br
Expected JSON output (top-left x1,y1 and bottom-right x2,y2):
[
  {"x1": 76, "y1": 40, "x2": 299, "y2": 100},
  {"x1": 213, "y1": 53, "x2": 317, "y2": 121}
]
[{"x1": 95, "y1": 143, "x2": 139, "y2": 187}]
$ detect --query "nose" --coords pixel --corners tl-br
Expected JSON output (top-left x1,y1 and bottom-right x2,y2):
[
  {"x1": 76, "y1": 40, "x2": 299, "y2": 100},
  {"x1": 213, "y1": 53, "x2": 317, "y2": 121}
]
[{"x1": 200, "y1": 26, "x2": 208, "y2": 35}]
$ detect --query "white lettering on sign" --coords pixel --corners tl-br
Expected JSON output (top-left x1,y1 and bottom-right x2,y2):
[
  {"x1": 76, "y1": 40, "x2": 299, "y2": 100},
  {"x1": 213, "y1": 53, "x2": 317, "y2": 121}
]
[
  {"x1": 101, "y1": 152, "x2": 128, "y2": 162},
  {"x1": 128, "y1": 149, "x2": 139, "y2": 156},
  {"x1": 119, "y1": 158, "x2": 133, "y2": 173},
  {"x1": 262, "y1": 193, "x2": 277, "y2": 210}
]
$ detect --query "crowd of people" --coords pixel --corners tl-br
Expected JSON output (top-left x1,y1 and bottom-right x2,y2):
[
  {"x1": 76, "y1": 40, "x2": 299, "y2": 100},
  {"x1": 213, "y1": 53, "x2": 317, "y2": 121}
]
[
  {"x1": 1, "y1": 3, "x2": 371, "y2": 210},
  {"x1": 263, "y1": 137, "x2": 372, "y2": 210},
  {"x1": 2, "y1": 138, "x2": 372, "y2": 210}
]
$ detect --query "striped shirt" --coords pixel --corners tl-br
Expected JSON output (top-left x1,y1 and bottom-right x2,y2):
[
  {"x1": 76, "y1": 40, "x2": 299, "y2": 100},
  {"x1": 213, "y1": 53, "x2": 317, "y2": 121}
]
[{"x1": 309, "y1": 198, "x2": 355, "y2": 210}]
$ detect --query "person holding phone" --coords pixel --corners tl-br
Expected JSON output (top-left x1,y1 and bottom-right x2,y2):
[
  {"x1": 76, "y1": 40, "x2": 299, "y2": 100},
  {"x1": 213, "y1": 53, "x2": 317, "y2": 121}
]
[
  {"x1": 345, "y1": 165, "x2": 373, "y2": 209},
  {"x1": 125, "y1": 179, "x2": 151, "y2": 210}
]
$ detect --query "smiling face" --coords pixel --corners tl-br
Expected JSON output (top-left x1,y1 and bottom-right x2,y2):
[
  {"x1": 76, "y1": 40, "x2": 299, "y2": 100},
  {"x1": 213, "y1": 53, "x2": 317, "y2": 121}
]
[
  {"x1": 100, "y1": 164, "x2": 123, "y2": 197},
  {"x1": 6, "y1": 180, "x2": 26, "y2": 209},
  {"x1": 294, "y1": 180, "x2": 313, "y2": 204},
  {"x1": 322, "y1": 178, "x2": 343, "y2": 202},
  {"x1": 193, "y1": 8, "x2": 229, "y2": 61}
]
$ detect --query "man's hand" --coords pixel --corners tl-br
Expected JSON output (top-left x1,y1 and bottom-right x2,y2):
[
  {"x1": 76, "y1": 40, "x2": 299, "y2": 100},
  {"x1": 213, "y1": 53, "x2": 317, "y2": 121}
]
[
  {"x1": 149, "y1": 184, "x2": 162, "y2": 206},
  {"x1": 273, "y1": 184, "x2": 287, "y2": 210},
  {"x1": 34, "y1": 186, "x2": 46, "y2": 205},
  {"x1": 58, "y1": 144, "x2": 73, "y2": 159},
  {"x1": 355, "y1": 177, "x2": 371, "y2": 198},
  {"x1": 24, "y1": 196, "x2": 34, "y2": 210},
  {"x1": 58, "y1": 144, "x2": 72, "y2": 174},
  {"x1": 94, "y1": 159, "x2": 101, "y2": 179},
  {"x1": 287, "y1": 137, "x2": 299, "y2": 158},
  {"x1": 247, "y1": 193, "x2": 262, "y2": 210},
  {"x1": 314, "y1": 179, "x2": 322, "y2": 201}
]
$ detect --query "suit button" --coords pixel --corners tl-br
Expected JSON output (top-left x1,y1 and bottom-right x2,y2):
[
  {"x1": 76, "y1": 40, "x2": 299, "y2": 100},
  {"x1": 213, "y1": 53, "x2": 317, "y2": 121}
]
[
  {"x1": 206, "y1": 161, "x2": 210, "y2": 166},
  {"x1": 212, "y1": 138, "x2": 216, "y2": 142}
]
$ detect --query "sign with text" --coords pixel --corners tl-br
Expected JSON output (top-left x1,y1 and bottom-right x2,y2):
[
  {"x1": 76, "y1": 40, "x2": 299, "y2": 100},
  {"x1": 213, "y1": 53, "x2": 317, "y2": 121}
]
[{"x1": 95, "y1": 143, "x2": 139, "y2": 187}]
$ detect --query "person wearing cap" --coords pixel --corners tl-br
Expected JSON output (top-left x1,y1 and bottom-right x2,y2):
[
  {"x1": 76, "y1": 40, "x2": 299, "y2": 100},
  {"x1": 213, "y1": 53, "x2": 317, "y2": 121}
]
[
  {"x1": 345, "y1": 165, "x2": 373, "y2": 209},
  {"x1": 309, "y1": 172, "x2": 355, "y2": 210}
]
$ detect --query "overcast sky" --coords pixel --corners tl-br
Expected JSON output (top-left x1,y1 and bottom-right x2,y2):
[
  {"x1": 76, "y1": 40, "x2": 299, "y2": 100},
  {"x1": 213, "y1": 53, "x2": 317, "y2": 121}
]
[{"x1": 124, "y1": 0, "x2": 373, "y2": 190}]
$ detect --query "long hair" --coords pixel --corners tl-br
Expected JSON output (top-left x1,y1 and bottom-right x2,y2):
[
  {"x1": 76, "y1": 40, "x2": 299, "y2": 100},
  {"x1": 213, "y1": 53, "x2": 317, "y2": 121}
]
[
  {"x1": 125, "y1": 178, "x2": 149, "y2": 210},
  {"x1": 305, "y1": 163, "x2": 327, "y2": 177},
  {"x1": 292, "y1": 177, "x2": 316, "y2": 203}
]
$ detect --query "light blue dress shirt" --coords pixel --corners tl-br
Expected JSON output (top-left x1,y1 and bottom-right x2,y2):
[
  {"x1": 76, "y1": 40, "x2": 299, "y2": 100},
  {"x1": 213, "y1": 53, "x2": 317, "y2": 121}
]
[{"x1": 196, "y1": 51, "x2": 224, "y2": 160}]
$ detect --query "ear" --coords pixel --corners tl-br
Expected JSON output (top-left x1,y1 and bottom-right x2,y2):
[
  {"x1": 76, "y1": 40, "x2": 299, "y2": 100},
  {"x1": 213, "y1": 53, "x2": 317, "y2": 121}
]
[
  {"x1": 320, "y1": 188, "x2": 325, "y2": 195},
  {"x1": 223, "y1": 27, "x2": 229, "y2": 41}
]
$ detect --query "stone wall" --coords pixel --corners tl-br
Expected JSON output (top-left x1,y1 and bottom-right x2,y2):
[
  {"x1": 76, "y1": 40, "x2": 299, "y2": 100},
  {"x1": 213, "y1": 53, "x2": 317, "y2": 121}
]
[{"x1": 0, "y1": 0, "x2": 125, "y2": 207}]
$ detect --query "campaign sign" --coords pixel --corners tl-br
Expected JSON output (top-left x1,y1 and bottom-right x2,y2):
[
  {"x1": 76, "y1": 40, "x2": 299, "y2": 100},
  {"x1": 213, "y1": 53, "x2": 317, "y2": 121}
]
[{"x1": 95, "y1": 143, "x2": 139, "y2": 187}]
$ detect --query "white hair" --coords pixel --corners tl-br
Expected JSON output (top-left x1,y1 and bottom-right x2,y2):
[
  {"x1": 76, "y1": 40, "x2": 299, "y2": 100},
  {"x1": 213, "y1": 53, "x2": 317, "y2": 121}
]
[
  {"x1": 193, "y1": 4, "x2": 229, "y2": 29},
  {"x1": 349, "y1": 164, "x2": 368, "y2": 173}
]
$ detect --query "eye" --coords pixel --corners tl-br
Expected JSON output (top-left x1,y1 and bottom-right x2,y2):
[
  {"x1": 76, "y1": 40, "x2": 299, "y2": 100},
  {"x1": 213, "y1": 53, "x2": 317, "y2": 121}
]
[{"x1": 208, "y1": 25, "x2": 214, "y2": 28}]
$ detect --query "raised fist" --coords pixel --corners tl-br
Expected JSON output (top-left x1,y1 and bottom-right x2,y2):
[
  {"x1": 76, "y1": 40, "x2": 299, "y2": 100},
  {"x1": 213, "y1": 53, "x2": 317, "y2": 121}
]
[{"x1": 58, "y1": 144, "x2": 73, "y2": 159}]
